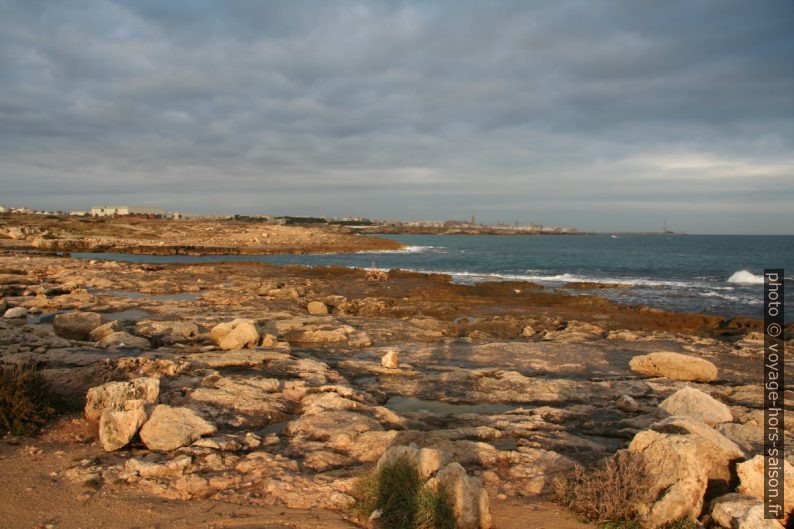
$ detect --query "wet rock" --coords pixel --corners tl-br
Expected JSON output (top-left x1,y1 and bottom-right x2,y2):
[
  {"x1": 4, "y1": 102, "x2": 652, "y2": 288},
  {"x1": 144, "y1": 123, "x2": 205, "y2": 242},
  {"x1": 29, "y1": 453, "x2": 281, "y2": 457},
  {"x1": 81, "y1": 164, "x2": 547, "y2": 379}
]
[
  {"x1": 710, "y1": 493, "x2": 784, "y2": 529},
  {"x1": 3, "y1": 306, "x2": 27, "y2": 318},
  {"x1": 306, "y1": 301, "x2": 329, "y2": 315},
  {"x1": 85, "y1": 377, "x2": 160, "y2": 422},
  {"x1": 89, "y1": 320, "x2": 125, "y2": 341},
  {"x1": 210, "y1": 319, "x2": 260, "y2": 350},
  {"x1": 139, "y1": 405, "x2": 217, "y2": 451},
  {"x1": 96, "y1": 331, "x2": 151, "y2": 350},
  {"x1": 629, "y1": 352, "x2": 718, "y2": 382},
  {"x1": 736, "y1": 455, "x2": 794, "y2": 523},
  {"x1": 99, "y1": 401, "x2": 148, "y2": 451},
  {"x1": 659, "y1": 386, "x2": 733, "y2": 426},
  {"x1": 381, "y1": 350, "x2": 399, "y2": 369},
  {"x1": 617, "y1": 395, "x2": 640, "y2": 412}
]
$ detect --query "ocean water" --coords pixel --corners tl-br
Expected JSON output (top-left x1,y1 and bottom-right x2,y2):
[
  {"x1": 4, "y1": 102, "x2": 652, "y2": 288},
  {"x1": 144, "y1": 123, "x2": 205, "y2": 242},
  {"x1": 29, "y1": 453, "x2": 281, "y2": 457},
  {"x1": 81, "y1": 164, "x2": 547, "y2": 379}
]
[{"x1": 73, "y1": 234, "x2": 794, "y2": 322}]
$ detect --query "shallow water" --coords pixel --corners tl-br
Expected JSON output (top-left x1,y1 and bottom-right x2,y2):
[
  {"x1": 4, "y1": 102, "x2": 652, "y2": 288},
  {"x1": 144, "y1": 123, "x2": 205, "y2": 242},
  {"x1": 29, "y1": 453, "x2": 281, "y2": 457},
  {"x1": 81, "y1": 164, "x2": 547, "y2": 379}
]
[{"x1": 100, "y1": 309, "x2": 151, "y2": 321}]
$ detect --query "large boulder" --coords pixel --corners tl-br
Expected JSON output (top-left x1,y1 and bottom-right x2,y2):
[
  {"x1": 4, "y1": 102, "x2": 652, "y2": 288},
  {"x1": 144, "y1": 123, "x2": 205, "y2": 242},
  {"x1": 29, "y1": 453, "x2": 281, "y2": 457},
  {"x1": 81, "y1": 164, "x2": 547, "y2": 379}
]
[
  {"x1": 628, "y1": 416, "x2": 745, "y2": 528},
  {"x1": 710, "y1": 493, "x2": 784, "y2": 529},
  {"x1": 210, "y1": 319, "x2": 260, "y2": 350},
  {"x1": 139, "y1": 405, "x2": 216, "y2": 451},
  {"x1": 85, "y1": 377, "x2": 160, "y2": 422},
  {"x1": 629, "y1": 352, "x2": 718, "y2": 382},
  {"x1": 53, "y1": 311, "x2": 103, "y2": 340},
  {"x1": 96, "y1": 331, "x2": 151, "y2": 350},
  {"x1": 659, "y1": 386, "x2": 733, "y2": 426},
  {"x1": 99, "y1": 401, "x2": 148, "y2": 451},
  {"x1": 736, "y1": 455, "x2": 794, "y2": 523}
]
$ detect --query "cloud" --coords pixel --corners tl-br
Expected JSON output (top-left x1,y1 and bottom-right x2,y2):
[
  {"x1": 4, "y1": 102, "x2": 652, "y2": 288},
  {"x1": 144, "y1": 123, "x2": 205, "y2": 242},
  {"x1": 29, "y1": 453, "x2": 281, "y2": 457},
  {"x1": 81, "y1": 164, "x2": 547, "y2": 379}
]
[{"x1": 0, "y1": 0, "x2": 792, "y2": 233}]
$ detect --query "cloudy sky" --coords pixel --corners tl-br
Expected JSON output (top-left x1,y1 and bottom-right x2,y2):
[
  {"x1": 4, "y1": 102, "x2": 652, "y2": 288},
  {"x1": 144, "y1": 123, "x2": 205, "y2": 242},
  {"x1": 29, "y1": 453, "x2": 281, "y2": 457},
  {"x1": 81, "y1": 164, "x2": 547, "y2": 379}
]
[{"x1": 1, "y1": 1, "x2": 792, "y2": 233}]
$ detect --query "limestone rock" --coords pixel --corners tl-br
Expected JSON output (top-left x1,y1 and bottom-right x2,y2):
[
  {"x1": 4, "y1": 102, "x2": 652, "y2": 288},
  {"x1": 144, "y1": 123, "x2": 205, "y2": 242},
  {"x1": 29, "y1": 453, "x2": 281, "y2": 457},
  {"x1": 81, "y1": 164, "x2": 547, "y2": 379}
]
[
  {"x1": 210, "y1": 319, "x2": 260, "y2": 350},
  {"x1": 659, "y1": 386, "x2": 733, "y2": 426},
  {"x1": 629, "y1": 352, "x2": 718, "y2": 382},
  {"x1": 736, "y1": 455, "x2": 794, "y2": 523},
  {"x1": 89, "y1": 320, "x2": 125, "y2": 341},
  {"x1": 710, "y1": 493, "x2": 784, "y2": 529},
  {"x1": 97, "y1": 331, "x2": 151, "y2": 350},
  {"x1": 629, "y1": 416, "x2": 744, "y2": 528},
  {"x1": 135, "y1": 320, "x2": 199, "y2": 344},
  {"x1": 85, "y1": 377, "x2": 160, "y2": 422},
  {"x1": 617, "y1": 394, "x2": 640, "y2": 412},
  {"x1": 3, "y1": 306, "x2": 27, "y2": 318},
  {"x1": 433, "y1": 462, "x2": 491, "y2": 529},
  {"x1": 377, "y1": 445, "x2": 444, "y2": 479},
  {"x1": 53, "y1": 311, "x2": 103, "y2": 340},
  {"x1": 139, "y1": 405, "x2": 216, "y2": 451},
  {"x1": 99, "y1": 402, "x2": 148, "y2": 451},
  {"x1": 306, "y1": 301, "x2": 329, "y2": 315},
  {"x1": 381, "y1": 350, "x2": 399, "y2": 369}
]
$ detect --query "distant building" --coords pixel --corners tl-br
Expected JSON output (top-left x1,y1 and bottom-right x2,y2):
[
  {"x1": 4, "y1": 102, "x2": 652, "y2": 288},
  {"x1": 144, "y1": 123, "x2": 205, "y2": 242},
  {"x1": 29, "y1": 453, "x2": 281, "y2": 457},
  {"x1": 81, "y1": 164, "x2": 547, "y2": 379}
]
[
  {"x1": 69, "y1": 210, "x2": 88, "y2": 216},
  {"x1": 0, "y1": 206, "x2": 7, "y2": 213},
  {"x1": 91, "y1": 206, "x2": 165, "y2": 217}
]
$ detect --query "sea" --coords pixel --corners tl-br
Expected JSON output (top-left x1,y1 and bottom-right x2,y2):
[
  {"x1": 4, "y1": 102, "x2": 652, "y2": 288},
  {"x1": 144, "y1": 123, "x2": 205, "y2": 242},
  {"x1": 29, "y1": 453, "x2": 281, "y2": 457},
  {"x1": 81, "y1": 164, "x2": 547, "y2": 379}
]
[{"x1": 73, "y1": 234, "x2": 794, "y2": 322}]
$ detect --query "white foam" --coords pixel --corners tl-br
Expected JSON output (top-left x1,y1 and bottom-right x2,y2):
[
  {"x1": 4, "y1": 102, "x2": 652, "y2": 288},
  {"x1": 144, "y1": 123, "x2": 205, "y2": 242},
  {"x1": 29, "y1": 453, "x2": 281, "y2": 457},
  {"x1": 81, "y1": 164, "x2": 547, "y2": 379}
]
[
  {"x1": 727, "y1": 270, "x2": 765, "y2": 285},
  {"x1": 355, "y1": 245, "x2": 435, "y2": 254}
]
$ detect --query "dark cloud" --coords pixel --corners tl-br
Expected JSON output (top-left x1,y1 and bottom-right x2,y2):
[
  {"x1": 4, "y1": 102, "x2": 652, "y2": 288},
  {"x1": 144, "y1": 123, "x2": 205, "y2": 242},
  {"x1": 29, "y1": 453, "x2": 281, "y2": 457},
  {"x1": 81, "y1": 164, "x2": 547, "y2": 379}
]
[{"x1": 0, "y1": 0, "x2": 792, "y2": 233}]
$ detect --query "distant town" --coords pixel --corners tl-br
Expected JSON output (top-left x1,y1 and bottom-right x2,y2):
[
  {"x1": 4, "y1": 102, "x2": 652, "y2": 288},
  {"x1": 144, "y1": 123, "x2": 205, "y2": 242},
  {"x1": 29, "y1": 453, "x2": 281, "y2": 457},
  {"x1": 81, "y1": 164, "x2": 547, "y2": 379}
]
[{"x1": 0, "y1": 204, "x2": 580, "y2": 234}]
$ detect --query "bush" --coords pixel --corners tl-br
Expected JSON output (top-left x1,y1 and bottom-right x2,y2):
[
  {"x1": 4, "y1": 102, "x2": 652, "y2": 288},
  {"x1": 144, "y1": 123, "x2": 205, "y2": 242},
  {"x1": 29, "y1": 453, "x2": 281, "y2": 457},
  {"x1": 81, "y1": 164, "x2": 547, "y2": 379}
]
[
  {"x1": 551, "y1": 451, "x2": 655, "y2": 525},
  {"x1": 351, "y1": 457, "x2": 456, "y2": 529},
  {"x1": 0, "y1": 362, "x2": 57, "y2": 434}
]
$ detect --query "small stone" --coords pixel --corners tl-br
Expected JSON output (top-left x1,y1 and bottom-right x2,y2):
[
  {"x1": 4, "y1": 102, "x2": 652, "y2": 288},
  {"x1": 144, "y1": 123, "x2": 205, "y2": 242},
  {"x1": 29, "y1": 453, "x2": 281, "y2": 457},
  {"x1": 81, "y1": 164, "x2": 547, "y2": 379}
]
[
  {"x1": 306, "y1": 301, "x2": 329, "y2": 315},
  {"x1": 381, "y1": 350, "x2": 399, "y2": 369},
  {"x1": 3, "y1": 307, "x2": 27, "y2": 318},
  {"x1": 617, "y1": 394, "x2": 640, "y2": 412}
]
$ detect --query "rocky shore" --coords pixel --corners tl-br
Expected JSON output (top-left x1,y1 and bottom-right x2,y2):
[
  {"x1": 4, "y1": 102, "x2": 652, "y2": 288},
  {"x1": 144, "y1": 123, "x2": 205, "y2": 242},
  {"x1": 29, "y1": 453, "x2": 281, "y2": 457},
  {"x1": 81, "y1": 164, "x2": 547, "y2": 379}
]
[
  {"x1": 0, "y1": 251, "x2": 792, "y2": 529},
  {"x1": 0, "y1": 214, "x2": 404, "y2": 255}
]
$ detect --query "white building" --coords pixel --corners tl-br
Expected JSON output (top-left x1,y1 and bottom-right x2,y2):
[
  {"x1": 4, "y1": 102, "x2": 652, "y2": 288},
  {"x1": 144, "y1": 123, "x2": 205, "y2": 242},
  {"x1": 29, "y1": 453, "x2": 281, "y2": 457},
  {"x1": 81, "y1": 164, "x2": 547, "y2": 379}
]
[{"x1": 91, "y1": 206, "x2": 165, "y2": 217}]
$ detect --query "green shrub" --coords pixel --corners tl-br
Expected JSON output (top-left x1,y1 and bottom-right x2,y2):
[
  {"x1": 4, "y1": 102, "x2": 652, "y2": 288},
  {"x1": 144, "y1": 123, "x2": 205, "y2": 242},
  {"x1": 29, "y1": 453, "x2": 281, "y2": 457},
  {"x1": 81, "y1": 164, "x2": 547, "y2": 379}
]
[
  {"x1": 0, "y1": 362, "x2": 57, "y2": 434},
  {"x1": 351, "y1": 457, "x2": 457, "y2": 529},
  {"x1": 551, "y1": 451, "x2": 654, "y2": 525}
]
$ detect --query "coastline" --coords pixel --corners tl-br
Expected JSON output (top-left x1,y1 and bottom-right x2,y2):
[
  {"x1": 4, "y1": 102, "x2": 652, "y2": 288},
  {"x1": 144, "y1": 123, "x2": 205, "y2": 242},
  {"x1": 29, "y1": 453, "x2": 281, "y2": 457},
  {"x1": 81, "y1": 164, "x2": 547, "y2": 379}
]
[{"x1": 0, "y1": 248, "x2": 791, "y2": 528}]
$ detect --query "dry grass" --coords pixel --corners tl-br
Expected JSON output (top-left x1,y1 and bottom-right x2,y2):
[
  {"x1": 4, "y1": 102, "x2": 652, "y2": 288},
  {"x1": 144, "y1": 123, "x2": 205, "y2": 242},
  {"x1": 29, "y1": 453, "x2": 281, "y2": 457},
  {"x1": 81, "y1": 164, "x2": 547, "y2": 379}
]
[
  {"x1": 0, "y1": 362, "x2": 58, "y2": 435},
  {"x1": 351, "y1": 457, "x2": 456, "y2": 529},
  {"x1": 551, "y1": 451, "x2": 655, "y2": 524}
]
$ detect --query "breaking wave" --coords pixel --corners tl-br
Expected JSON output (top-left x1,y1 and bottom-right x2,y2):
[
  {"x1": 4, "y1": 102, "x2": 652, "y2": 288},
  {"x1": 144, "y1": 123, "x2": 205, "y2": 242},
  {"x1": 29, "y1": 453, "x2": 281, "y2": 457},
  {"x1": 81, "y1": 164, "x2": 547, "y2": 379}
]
[{"x1": 727, "y1": 270, "x2": 765, "y2": 285}]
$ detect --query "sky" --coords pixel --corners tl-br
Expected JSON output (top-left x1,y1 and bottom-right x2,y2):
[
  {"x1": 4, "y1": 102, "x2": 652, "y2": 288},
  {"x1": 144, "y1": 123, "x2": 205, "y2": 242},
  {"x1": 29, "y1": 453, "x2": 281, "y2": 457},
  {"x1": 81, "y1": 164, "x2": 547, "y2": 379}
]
[{"x1": 1, "y1": 1, "x2": 793, "y2": 234}]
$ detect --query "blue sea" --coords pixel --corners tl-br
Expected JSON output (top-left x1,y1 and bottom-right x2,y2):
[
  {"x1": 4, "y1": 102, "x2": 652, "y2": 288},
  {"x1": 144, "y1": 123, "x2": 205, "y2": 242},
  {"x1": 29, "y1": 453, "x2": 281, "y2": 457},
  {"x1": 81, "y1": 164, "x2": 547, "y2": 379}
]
[{"x1": 73, "y1": 234, "x2": 794, "y2": 322}]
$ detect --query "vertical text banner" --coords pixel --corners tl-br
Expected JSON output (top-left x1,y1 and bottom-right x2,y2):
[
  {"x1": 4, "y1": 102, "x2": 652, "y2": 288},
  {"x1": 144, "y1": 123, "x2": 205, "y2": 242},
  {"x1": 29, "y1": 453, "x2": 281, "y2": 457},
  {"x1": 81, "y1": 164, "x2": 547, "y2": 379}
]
[{"x1": 764, "y1": 269, "x2": 784, "y2": 519}]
